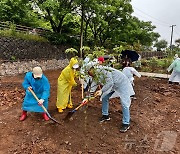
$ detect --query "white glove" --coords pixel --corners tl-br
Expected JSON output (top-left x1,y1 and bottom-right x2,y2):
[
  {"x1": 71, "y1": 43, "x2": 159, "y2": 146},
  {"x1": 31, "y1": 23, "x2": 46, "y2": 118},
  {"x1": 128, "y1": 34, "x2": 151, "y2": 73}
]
[
  {"x1": 28, "y1": 86, "x2": 32, "y2": 91},
  {"x1": 38, "y1": 99, "x2": 44, "y2": 106},
  {"x1": 82, "y1": 99, "x2": 88, "y2": 104},
  {"x1": 94, "y1": 90, "x2": 102, "y2": 97}
]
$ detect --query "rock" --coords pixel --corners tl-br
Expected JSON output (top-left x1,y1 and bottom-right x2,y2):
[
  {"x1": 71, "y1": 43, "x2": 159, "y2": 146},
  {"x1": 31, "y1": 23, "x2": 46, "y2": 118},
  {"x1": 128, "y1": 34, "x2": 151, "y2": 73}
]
[
  {"x1": 171, "y1": 110, "x2": 177, "y2": 113},
  {"x1": 0, "y1": 59, "x2": 69, "y2": 76},
  {"x1": 163, "y1": 92, "x2": 172, "y2": 96},
  {"x1": 154, "y1": 96, "x2": 161, "y2": 102}
]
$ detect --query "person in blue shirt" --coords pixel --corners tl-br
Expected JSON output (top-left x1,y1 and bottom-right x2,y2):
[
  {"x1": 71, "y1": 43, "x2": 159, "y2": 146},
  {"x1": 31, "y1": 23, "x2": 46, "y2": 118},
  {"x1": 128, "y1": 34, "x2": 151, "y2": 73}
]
[{"x1": 20, "y1": 66, "x2": 50, "y2": 121}]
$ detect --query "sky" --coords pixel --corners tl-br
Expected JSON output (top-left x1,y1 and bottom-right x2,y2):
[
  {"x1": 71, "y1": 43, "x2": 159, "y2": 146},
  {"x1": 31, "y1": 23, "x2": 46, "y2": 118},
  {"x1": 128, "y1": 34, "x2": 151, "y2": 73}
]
[{"x1": 131, "y1": 0, "x2": 180, "y2": 45}]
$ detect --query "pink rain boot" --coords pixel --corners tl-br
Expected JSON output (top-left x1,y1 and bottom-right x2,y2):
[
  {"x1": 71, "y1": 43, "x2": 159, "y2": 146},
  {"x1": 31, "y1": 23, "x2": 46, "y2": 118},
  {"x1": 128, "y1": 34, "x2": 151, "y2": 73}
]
[{"x1": 42, "y1": 113, "x2": 49, "y2": 121}]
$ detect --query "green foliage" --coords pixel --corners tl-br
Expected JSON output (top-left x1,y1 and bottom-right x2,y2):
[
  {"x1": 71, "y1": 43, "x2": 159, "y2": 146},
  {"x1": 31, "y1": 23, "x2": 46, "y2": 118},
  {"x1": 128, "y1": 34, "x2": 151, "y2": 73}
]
[
  {"x1": 113, "y1": 45, "x2": 124, "y2": 54},
  {"x1": 32, "y1": 0, "x2": 158, "y2": 48},
  {"x1": 10, "y1": 55, "x2": 16, "y2": 61},
  {"x1": 0, "y1": 0, "x2": 161, "y2": 50},
  {"x1": 43, "y1": 32, "x2": 67, "y2": 45},
  {"x1": 65, "y1": 48, "x2": 79, "y2": 58},
  {"x1": 148, "y1": 57, "x2": 158, "y2": 72},
  {"x1": 81, "y1": 46, "x2": 91, "y2": 56},
  {"x1": 111, "y1": 17, "x2": 160, "y2": 48},
  {"x1": 175, "y1": 38, "x2": 180, "y2": 47},
  {"x1": 83, "y1": 0, "x2": 134, "y2": 47},
  {"x1": 140, "y1": 57, "x2": 173, "y2": 73},
  {"x1": 133, "y1": 41, "x2": 142, "y2": 51},
  {"x1": 0, "y1": 29, "x2": 48, "y2": 42},
  {"x1": 33, "y1": 0, "x2": 78, "y2": 33},
  {"x1": 154, "y1": 39, "x2": 168, "y2": 51},
  {"x1": 140, "y1": 66, "x2": 152, "y2": 72},
  {"x1": 9, "y1": 23, "x2": 16, "y2": 35},
  {"x1": 112, "y1": 45, "x2": 125, "y2": 62},
  {"x1": 91, "y1": 67, "x2": 107, "y2": 85},
  {"x1": 43, "y1": 32, "x2": 79, "y2": 45},
  {"x1": 156, "y1": 58, "x2": 173, "y2": 69},
  {"x1": 62, "y1": 14, "x2": 81, "y2": 35},
  {"x1": 0, "y1": 0, "x2": 45, "y2": 27},
  {"x1": 92, "y1": 47, "x2": 106, "y2": 58},
  {"x1": 80, "y1": 46, "x2": 106, "y2": 60},
  {"x1": 65, "y1": 48, "x2": 78, "y2": 54}
]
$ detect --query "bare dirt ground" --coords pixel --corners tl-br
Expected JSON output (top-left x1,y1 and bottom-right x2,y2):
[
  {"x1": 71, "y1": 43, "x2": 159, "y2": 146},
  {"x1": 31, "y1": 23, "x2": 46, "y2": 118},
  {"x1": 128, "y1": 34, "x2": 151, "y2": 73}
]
[{"x1": 0, "y1": 69, "x2": 179, "y2": 154}]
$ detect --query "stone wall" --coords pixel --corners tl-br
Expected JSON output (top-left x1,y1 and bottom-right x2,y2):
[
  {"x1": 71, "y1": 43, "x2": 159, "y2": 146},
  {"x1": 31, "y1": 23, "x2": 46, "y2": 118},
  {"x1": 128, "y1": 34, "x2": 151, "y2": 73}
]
[
  {"x1": 0, "y1": 36, "x2": 68, "y2": 60},
  {"x1": 0, "y1": 36, "x2": 73, "y2": 76},
  {"x1": 0, "y1": 59, "x2": 69, "y2": 76}
]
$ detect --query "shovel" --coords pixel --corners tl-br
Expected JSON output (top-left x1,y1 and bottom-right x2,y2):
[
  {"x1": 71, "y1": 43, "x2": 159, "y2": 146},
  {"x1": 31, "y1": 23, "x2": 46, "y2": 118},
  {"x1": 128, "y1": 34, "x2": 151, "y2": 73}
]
[
  {"x1": 64, "y1": 93, "x2": 98, "y2": 121},
  {"x1": 28, "y1": 87, "x2": 61, "y2": 125}
]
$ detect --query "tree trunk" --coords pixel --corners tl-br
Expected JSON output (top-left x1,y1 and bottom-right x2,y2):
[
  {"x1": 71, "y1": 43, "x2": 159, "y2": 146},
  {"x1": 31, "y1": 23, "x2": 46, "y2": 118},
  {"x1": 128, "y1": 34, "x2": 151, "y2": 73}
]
[{"x1": 80, "y1": 3, "x2": 84, "y2": 58}]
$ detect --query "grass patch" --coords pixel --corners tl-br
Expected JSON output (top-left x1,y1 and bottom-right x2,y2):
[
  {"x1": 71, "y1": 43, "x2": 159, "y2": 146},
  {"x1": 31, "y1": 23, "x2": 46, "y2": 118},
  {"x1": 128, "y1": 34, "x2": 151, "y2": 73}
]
[
  {"x1": 140, "y1": 57, "x2": 174, "y2": 73},
  {"x1": 0, "y1": 29, "x2": 48, "y2": 42}
]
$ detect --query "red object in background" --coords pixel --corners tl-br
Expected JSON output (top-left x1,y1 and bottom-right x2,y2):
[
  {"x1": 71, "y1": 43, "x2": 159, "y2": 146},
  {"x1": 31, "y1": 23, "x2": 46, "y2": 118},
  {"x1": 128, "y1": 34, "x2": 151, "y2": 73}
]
[{"x1": 98, "y1": 56, "x2": 105, "y2": 63}]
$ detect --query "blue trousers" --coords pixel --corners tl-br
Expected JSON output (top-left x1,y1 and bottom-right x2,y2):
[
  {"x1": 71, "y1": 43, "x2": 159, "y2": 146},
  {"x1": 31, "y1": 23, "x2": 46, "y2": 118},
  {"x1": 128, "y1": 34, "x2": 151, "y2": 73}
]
[{"x1": 102, "y1": 91, "x2": 130, "y2": 124}]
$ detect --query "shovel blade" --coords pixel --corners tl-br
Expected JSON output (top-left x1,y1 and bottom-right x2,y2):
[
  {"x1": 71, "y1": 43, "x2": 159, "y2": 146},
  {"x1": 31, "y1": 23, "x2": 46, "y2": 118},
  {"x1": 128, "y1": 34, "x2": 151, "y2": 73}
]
[
  {"x1": 49, "y1": 116, "x2": 61, "y2": 125},
  {"x1": 46, "y1": 111, "x2": 61, "y2": 125},
  {"x1": 63, "y1": 111, "x2": 76, "y2": 121}
]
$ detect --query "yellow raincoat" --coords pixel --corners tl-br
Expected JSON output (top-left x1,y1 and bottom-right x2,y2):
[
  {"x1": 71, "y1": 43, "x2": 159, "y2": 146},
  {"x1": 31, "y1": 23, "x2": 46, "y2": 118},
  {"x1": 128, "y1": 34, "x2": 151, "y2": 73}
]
[{"x1": 56, "y1": 57, "x2": 78, "y2": 109}]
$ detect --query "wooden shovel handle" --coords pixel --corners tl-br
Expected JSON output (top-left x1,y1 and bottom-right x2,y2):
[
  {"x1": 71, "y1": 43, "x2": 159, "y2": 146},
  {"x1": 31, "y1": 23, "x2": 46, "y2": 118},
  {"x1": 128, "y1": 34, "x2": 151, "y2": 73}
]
[
  {"x1": 81, "y1": 83, "x2": 84, "y2": 99},
  {"x1": 28, "y1": 87, "x2": 39, "y2": 101},
  {"x1": 28, "y1": 87, "x2": 48, "y2": 113}
]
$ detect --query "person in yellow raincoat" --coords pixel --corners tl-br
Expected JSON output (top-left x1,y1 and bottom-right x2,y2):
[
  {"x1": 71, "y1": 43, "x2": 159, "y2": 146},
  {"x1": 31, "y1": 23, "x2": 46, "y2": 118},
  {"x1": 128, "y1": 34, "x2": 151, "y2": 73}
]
[{"x1": 56, "y1": 57, "x2": 79, "y2": 112}]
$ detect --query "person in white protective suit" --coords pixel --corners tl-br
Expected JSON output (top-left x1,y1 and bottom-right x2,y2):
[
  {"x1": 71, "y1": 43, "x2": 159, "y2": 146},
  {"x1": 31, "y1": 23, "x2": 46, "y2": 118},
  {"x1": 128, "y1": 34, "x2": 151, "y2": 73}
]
[
  {"x1": 167, "y1": 54, "x2": 180, "y2": 84},
  {"x1": 88, "y1": 65, "x2": 135, "y2": 133},
  {"x1": 122, "y1": 58, "x2": 141, "y2": 86}
]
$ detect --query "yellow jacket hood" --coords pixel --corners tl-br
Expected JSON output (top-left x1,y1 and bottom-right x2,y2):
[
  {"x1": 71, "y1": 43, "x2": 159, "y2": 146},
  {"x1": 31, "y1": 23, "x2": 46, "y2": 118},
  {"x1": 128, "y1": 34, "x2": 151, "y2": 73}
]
[{"x1": 69, "y1": 57, "x2": 78, "y2": 68}]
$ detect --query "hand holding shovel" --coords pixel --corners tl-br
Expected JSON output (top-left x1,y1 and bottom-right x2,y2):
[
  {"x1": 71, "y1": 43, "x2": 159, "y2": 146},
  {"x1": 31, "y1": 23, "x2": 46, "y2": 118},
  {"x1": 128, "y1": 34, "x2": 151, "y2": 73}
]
[
  {"x1": 64, "y1": 93, "x2": 98, "y2": 121},
  {"x1": 28, "y1": 87, "x2": 61, "y2": 125}
]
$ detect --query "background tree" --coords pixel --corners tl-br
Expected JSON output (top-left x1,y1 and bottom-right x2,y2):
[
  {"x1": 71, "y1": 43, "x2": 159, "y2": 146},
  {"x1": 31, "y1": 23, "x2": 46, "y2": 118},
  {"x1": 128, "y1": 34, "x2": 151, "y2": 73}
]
[
  {"x1": 0, "y1": 0, "x2": 161, "y2": 52},
  {"x1": 82, "y1": 0, "x2": 133, "y2": 47},
  {"x1": 154, "y1": 39, "x2": 168, "y2": 51},
  {"x1": 115, "y1": 17, "x2": 160, "y2": 47},
  {"x1": 32, "y1": 0, "x2": 78, "y2": 33},
  {"x1": 0, "y1": 0, "x2": 44, "y2": 27},
  {"x1": 175, "y1": 38, "x2": 180, "y2": 48}
]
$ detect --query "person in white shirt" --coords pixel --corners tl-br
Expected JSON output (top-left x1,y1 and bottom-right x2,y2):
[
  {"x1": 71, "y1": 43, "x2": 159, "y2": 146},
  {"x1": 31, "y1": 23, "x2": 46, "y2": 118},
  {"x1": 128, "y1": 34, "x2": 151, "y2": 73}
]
[{"x1": 122, "y1": 59, "x2": 141, "y2": 86}]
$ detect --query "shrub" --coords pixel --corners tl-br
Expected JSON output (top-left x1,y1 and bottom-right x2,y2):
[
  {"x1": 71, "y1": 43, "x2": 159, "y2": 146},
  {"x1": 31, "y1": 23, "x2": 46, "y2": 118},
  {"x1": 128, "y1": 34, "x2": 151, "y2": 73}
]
[
  {"x1": 43, "y1": 32, "x2": 79, "y2": 46},
  {"x1": 0, "y1": 29, "x2": 47, "y2": 42},
  {"x1": 148, "y1": 57, "x2": 158, "y2": 72}
]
